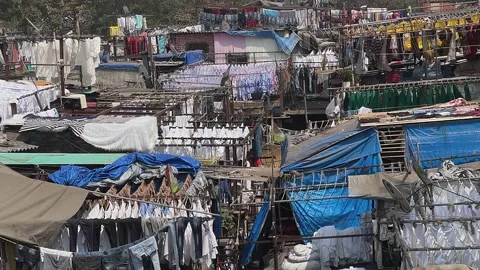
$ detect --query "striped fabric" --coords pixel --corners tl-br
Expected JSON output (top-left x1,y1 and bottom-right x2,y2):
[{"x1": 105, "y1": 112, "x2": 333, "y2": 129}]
[
  {"x1": 20, "y1": 117, "x2": 90, "y2": 136},
  {"x1": 372, "y1": 38, "x2": 383, "y2": 55}
]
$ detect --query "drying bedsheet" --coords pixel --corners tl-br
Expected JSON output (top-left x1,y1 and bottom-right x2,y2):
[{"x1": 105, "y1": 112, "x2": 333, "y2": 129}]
[{"x1": 20, "y1": 115, "x2": 158, "y2": 152}]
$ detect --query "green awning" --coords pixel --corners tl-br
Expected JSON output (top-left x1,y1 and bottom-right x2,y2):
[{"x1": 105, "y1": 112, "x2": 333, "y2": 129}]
[{"x1": 0, "y1": 153, "x2": 126, "y2": 165}]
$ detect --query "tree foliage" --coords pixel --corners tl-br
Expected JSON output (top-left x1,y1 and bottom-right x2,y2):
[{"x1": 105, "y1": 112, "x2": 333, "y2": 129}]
[
  {"x1": 0, "y1": 0, "x2": 252, "y2": 35},
  {"x1": 0, "y1": 0, "x2": 421, "y2": 35}
]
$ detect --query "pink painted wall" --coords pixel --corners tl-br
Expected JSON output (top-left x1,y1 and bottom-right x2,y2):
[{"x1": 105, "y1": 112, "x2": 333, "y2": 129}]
[{"x1": 213, "y1": 33, "x2": 246, "y2": 64}]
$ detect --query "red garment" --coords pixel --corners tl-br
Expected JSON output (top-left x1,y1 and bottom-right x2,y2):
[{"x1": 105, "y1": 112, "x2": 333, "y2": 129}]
[
  {"x1": 246, "y1": 19, "x2": 259, "y2": 28},
  {"x1": 244, "y1": 7, "x2": 256, "y2": 12},
  {"x1": 253, "y1": 158, "x2": 263, "y2": 167},
  {"x1": 126, "y1": 37, "x2": 135, "y2": 55},
  {"x1": 463, "y1": 26, "x2": 479, "y2": 61},
  {"x1": 386, "y1": 71, "x2": 402, "y2": 83},
  {"x1": 11, "y1": 43, "x2": 20, "y2": 62},
  {"x1": 322, "y1": 11, "x2": 328, "y2": 22},
  {"x1": 339, "y1": 10, "x2": 345, "y2": 23}
]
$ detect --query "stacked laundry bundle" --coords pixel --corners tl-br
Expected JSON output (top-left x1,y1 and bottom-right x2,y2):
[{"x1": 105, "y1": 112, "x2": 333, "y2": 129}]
[
  {"x1": 281, "y1": 244, "x2": 322, "y2": 270},
  {"x1": 311, "y1": 219, "x2": 373, "y2": 270}
]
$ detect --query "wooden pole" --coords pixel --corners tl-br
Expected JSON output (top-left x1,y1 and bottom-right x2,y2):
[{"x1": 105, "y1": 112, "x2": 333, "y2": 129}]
[
  {"x1": 270, "y1": 113, "x2": 279, "y2": 270},
  {"x1": 59, "y1": 38, "x2": 66, "y2": 97}
]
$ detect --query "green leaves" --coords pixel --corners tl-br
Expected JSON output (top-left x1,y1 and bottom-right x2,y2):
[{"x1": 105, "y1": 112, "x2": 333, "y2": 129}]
[{"x1": 1, "y1": 0, "x2": 252, "y2": 34}]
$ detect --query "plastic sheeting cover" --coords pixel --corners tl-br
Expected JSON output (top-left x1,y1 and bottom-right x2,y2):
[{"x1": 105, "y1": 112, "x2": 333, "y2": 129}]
[
  {"x1": 281, "y1": 128, "x2": 382, "y2": 236},
  {"x1": 240, "y1": 199, "x2": 270, "y2": 266},
  {"x1": 226, "y1": 30, "x2": 300, "y2": 55},
  {"x1": 96, "y1": 63, "x2": 140, "y2": 71},
  {"x1": 153, "y1": 50, "x2": 205, "y2": 65},
  {"x1": 49, "y1": 153, "x2": 201, "y2": 187},
  {"x1": 282, "y1": 128, "x2": 379, "y2": 173},
  {"x1": 405, "y1": 119, "x2": 480, "y2": 169}
]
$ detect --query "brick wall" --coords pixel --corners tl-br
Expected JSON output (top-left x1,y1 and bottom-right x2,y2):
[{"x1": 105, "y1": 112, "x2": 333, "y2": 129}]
[{"x1": 170, "y1": 33, "x2": 215, "y2": 62}]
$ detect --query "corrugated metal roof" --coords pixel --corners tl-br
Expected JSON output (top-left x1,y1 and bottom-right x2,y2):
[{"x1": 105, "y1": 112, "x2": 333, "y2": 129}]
[
  {"x1": 0, "y1": 141, "x2": 38, "y2": 153},
  {"x1": 0, "y1": 153, "x2": 125, "y2": 165}
]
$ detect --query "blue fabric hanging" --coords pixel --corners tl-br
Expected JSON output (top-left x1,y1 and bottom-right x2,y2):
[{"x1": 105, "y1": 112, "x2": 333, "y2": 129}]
[
  {"x1": 240, "y1": 199, "x2": 270, "y2": 265},
  {"x1": 253, "y1": 126, "x2": 263, "y2": 158},
  {"x1": 157, "y1": 35, "x2": 166, "y2": 53}
]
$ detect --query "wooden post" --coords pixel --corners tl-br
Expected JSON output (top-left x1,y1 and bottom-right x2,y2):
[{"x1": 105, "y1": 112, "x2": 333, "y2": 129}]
[
  {"x1": 59, "y1": 38, "x2": 66, "y2": 97},
  {"x1": 2, "y1": 43, "x2": 9, "y2": 80},
  {"x1": 270, "y1": 113, "x2": 279, "y2": 270}
]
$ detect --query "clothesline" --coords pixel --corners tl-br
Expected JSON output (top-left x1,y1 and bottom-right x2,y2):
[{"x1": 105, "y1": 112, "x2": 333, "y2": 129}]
[
  {"x1": 89, "y1": 190, "x2": 220, "y2": 217},
  {"x1": 0, "y1": 34, "x2": 99, "y2": 41},
  {"x1": 333, "y1": 7, "x2": 479, "y2": 31},
  {"x1": 329, "y1": 76, "x2": 480, "y2": 92},
  {"x1": 349, "y1": 31, "x2": 480, "y2": 40}
]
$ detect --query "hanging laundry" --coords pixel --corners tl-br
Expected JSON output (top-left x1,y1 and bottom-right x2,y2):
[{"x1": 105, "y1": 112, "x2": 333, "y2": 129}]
[
  {"x1": 162, "y1": 63, "x2": 280, "y2": 101},
  {"x1": 464, "y1": 84, "x2": 472, "y2": 101}
]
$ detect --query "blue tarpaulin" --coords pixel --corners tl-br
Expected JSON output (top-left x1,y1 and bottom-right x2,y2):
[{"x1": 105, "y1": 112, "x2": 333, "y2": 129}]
[
  {"x1": 153, "y1": 50, "x2": 205, "y2": 65},
  {"x1": 405, "y1": 119, "x2": 480, "y2": 169},
  {"x1": 226, "y1": 30, "x2": 300, "y2": 55},
  {"x1": 281, "y1": 128, "x2": 382, "y2": 237},
  {"x1": 49, "y1": 153, "x2": 201, "y2": 187},
  {"x1": 97, "y1": 63, "x2": 140, "y2": 71},
  {"x1": 240, "y1": 199, "x2": 270, "y2": 266}
]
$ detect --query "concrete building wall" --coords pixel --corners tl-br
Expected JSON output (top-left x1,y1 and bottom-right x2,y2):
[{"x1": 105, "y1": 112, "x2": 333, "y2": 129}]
[{"x1": 170, "y1": 33, "x2": 215, "y2": 62}]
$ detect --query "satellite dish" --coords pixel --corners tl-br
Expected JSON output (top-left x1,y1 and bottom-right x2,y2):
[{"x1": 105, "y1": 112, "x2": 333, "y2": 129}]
[
  {"x1": 138, "y1": 64, "x2": 154, "y2": 89},
  {"x1": 123, "y1": 6, "x2": 130, "y2": 15},
  {"x1": 383, "y1": 179, "x2": 412, "y2": 213},
  {"x1": 408, "y1": 146, "x2": 432, "y2": 186},
  {"x1": 382, "y1": 148, "x2": 435, "y2": 213}
]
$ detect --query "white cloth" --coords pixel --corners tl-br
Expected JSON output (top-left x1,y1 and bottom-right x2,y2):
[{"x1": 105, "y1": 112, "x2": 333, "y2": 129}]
[
  {"x1": 76, "y1": 227, "x2": 89, "y2": 253},
  {"x1": 31, "y1": 39, "x2": 77, "y2": 81},
  {"x1": 293, "y1": 48, "x2": 339, "y2": 68},
  {"x1": 288, "y1": 252, "x2": 320, "y2": 263},
  {"x1": 131, "y1": 202, "x2": 140, "y2": 218},
  {"x1": 99, "y1": 225, "x2": 112, "y2": 252},
  {"x1": 0, "y1": 80, "x2": 57, "y2": 125},
  {"x1": 50, "y1": 227, "x2": 70, "y2": 251},
  {"x1": 3, "y1": 108, "x2": 59, "y2": 126},
  {"x1": 125, "y1": 201, "x2": 133, "y2": 218},
  {"x1": 118, "y1": 200, "x2": 127, "y2": 219},
  {"x1": 401, "y1": 174, "x2": 480, "y2": 268},
  {"x1": 312, "y1": 225, "x2": 371, "y2": 269},
  {"x1": 104, "y1": 201, "x2": 113, "y2": 219},
  {"x1": 159, "y1": 124, "x2": 248, "y2": 160},
  {"x1": 80, "y1": 116, "x2": 158, "y2": 152},
  {"x1": 281, "y1": 259, "x2": 322, "y2": 270},
  {"x1": 111, "y1": 201, "x2": 120, "y2": 220},
  {"x1": 161, "y1": 63, "x2": 280, "y2": 99},
  {"x1": 75, "y1": 37, "x2": 101, "y2": 86},
  {"x1": 86, "y1": 202, "x2": 103, "y2": 219}
]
